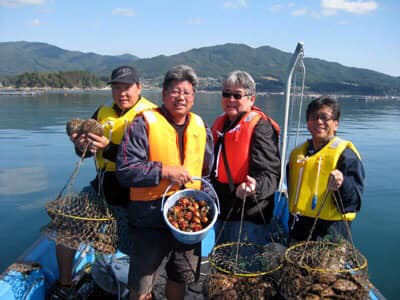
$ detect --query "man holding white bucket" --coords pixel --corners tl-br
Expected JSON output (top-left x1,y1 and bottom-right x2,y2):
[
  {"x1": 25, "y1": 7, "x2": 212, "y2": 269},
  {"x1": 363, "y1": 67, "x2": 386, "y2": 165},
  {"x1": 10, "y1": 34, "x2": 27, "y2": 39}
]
[{"x1": 116, "y1": 65, "x2": 213, "y2": 300}]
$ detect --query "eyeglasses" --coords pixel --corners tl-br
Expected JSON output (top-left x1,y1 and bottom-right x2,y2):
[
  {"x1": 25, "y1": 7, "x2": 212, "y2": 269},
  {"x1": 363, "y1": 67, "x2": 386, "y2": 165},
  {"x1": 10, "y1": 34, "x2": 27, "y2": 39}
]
[
  {"x1": 308, "y1": 113, "x2": 334, "y2": 121},
  {"x1": 222, "y1": 92, "x2": 250, "y2": 100},
  {"x1": 168, "y1": 89, "x2": 194, "y2": 98}
]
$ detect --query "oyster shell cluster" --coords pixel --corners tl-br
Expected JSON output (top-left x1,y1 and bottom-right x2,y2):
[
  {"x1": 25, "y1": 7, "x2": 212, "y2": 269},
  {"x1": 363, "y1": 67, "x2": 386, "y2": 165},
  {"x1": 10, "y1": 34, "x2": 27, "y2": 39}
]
[
  {"x1": 66, "y1": 118, "x2": 104, "y2": 136},
  {"x1": 280, "y1": 265, "x2": 371, "y2": 300},
  {"x1": 280, "y1": 241, "x2": 370, "y2": 300},
  {"x1": 203, "y1": 272, "x2": 278, "y2": 300},
  {"x1": 6, "y1": 262, "x2": 41, "y2": 275}
]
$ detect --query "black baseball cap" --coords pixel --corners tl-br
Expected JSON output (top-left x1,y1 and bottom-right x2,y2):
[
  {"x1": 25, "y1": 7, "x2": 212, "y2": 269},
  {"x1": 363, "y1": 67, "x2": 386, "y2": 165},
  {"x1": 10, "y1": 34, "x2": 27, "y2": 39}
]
[{"x1": 107, "y1": 65, "x2": 140, "y2": 84}]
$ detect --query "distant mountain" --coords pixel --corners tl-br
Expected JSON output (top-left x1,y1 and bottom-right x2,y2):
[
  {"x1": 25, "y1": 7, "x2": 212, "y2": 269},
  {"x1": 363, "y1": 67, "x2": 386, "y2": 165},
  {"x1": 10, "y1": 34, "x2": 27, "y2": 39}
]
[
  {"x1": 133, "y1": 43, "x2": 400, "y2": 95},
  {"x1": 133, "y1": 43, "x2": 290, "y2": 90},
  {"x1": 0, "y1": 41, "x2": 139, "y2": 76},
  {"x1": 1, "y1": 41, "x2": 399, "y2": 95}
]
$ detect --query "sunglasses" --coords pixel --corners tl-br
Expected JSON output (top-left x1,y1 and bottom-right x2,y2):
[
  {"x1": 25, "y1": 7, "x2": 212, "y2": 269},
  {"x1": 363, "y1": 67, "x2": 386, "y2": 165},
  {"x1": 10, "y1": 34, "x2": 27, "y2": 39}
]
[{"x1": 222, "y1": 92, "x2": 249, "y2": 100}]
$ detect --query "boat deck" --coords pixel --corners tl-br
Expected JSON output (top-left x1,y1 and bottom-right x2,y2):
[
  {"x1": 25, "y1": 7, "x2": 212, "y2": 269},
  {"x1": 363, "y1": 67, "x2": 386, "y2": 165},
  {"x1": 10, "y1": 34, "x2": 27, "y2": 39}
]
[
  {"x1": 85, "y1": 259, "x2": 209, "y2": 299},
  {"x1": 0, "y1": 235, "x2": 387, "y2": 300}
]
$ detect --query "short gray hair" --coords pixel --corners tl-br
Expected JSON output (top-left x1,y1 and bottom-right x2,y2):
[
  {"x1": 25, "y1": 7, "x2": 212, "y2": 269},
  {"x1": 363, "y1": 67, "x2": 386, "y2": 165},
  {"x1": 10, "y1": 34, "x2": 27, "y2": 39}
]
[
  {"x1": 162, "y1": 65, "x2": 198, "y2": 91},
  {"x1": 222, "y1": 70, "x2": 256, "y2": 96}
]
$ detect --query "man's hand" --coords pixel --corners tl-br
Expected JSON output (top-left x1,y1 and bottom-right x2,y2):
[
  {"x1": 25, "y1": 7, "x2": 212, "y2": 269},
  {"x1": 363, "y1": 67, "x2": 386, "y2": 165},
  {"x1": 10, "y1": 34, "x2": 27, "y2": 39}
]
[
  {"x1": 235, "y1": 175, "x2": 256, "y2": 199},
  {"x1": 162, "y1": 166, "x2": 192, "y2": 186},
  {"x1": 328, "y1": 169, "x2": 344, "y2": 191},
  {"x1": 69, "y1": 132, "x2": 110, "y2": 153},
  {"x1": 87, "y1": 132, "x2": 110, "y2": 153},
  {"x1": 69, "y1": 132, "x2": 88, "y2": 151}
]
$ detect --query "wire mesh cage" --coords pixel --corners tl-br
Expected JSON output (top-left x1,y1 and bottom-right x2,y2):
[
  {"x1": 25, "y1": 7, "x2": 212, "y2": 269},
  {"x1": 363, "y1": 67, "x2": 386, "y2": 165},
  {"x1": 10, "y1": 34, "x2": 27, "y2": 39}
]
[
  {"x1": 209, "y1": 242, "x2": 285, "y2": 277},
  {"x1": 41, "y1": 118, "x2": 118, "y2": 254},
  {"x1": 203, "y1": 242, "x2": 286, "y2": 299},
  {"x1": 279, "y1": 240, "x2": 370, "y2": 300},
  {"x1": 42, "y1": 191, "x2": 118, "y2": 254}
]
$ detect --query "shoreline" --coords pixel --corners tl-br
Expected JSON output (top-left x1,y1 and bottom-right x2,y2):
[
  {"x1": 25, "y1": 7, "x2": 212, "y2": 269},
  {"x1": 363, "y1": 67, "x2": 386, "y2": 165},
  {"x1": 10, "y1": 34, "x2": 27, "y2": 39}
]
[{"x1": 0, "y1": 87, "x2": 399, "y2": 100}]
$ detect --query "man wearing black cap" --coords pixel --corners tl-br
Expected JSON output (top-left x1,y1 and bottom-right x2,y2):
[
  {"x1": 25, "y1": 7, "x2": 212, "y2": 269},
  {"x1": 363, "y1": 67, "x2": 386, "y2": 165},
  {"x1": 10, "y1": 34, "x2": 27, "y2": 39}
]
[{"x1": 48, "y1": 66, "x2": 156, "y2": 299}]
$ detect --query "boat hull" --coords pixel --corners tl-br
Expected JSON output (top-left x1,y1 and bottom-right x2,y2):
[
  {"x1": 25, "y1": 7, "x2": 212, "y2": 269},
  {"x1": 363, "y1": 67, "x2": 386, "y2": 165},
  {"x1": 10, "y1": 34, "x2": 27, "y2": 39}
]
[{"x1": 0, "y1": 230, "x2": 386, "y2": 300}]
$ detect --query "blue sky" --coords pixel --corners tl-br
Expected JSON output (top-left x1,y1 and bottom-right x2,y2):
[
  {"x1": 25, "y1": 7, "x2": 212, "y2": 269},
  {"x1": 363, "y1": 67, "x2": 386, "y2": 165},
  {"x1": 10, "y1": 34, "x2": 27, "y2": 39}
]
[{"x1": 0, "y1": 0, "x2": 399, "y2": 76}]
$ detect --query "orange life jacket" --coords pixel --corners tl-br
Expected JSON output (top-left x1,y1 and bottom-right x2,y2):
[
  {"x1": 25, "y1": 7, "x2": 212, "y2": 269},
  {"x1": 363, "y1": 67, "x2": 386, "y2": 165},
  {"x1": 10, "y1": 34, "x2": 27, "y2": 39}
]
[{"x1": 130, "y1": 109, "x2": 207, "y2": 201}]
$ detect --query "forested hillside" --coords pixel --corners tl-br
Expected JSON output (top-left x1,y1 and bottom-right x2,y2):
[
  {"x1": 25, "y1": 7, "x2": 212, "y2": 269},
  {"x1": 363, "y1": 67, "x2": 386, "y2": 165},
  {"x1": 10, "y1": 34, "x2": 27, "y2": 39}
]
[{"x1": 1, "y1": 41, "x2": 399, "y2": 95}]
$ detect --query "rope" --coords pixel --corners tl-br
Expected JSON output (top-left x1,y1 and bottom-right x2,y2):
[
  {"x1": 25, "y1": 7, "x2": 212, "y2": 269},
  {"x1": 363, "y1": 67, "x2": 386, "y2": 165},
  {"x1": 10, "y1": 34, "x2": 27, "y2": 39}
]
[
  {"x1": 96, "y1": 160, "x2": 111, "y2": 208},
  {"x1": 214, "y1": 203, "x2": 233, "y2": 245},
  {"x1": 300, "y1": 188, "x2": 331, "y2": 262},
  {"x1": 56, "y1": 142, "x2": 90, "y2": 200},
  {"x1": 215, "y1": 181, "x2": 265, "y2": 246},
  {"x1": 332, "y1": 191, "x2": 363, "y2": 268},
  {"x1": 234, "y1": 194, "x2": 247, "y2": 267},
  {"x1": 298, "y1": 182, "x2": 364, "y2": 271},
  {"x1": 54, "y1": 139, "x2": 112, "y2": 212},
  {"x1": 43, "y1": 135, "x2": 118, "y2": 254},
  {"x1": 209, "y1": 183, "x2": 285, "y2": 277}
]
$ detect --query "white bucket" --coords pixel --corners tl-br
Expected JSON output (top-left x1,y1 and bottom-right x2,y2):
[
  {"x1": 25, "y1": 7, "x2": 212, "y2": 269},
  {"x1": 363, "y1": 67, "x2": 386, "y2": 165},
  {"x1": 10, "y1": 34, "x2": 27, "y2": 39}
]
[{"x1": 161, "y1": 177, "x2": 219, "y2": 245}]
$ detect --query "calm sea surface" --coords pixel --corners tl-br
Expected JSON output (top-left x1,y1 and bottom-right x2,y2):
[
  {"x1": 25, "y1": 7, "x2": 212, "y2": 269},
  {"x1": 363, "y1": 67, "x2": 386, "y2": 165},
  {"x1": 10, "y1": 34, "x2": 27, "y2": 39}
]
[{"x1": 0, "y1": 91, "x2": 399, "y2": 298}]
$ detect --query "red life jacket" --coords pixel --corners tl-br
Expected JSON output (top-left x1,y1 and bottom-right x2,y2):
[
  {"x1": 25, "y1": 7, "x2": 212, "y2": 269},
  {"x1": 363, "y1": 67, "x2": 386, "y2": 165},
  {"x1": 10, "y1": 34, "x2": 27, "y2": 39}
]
[{"x1": 211, "y1": 107, "x2": 280, "y2": 184}]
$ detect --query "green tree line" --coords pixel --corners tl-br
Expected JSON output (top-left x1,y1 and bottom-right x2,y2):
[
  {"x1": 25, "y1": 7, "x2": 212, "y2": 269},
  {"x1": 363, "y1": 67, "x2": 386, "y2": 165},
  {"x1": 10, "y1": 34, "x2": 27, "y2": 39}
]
[{"x1": 2, "y1": 70, "x2": 105, "y2": 88}]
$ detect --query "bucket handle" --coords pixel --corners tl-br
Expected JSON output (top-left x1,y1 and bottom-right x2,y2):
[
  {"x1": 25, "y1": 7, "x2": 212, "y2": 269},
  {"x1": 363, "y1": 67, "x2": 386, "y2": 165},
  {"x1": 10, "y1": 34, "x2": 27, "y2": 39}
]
[{"x1": 161, "y1": 176, "x2": 220, "y2": 214}]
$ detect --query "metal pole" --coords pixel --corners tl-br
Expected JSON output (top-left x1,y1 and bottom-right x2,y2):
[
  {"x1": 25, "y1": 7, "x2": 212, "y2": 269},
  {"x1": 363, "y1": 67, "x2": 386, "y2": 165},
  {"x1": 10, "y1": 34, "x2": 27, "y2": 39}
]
[{"x1": 278, "y1": 42, "x2": 304, "y2": 191}]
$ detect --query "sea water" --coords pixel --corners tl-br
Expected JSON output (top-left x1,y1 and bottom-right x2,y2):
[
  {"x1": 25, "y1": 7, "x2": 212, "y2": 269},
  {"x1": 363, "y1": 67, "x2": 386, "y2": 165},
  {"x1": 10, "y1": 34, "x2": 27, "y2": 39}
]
[{"x1": 0, "y1": 91, "x2": 398, "y2": 298}]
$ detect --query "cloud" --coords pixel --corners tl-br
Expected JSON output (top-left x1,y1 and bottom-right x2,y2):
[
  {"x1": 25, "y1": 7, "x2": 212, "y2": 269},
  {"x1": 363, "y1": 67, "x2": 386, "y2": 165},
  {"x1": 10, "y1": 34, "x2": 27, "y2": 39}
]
[
  {"x1": 0, "y1": 0, "x2": 45, "y2": 7},
  {"x1": 269, "y1": 2, "x2": 297, "y2": 13},
  {"x1": 31, "y1": 18, "x2": 41, "y2": 26},
  {"x1": 187, "y1": 17, "x2": 202, "y2": 25},
  {"x1": 112, "y1": 8, "x2": 136, "y2": 17},
  {"x1": 223, "y1": 0, "x2": 246, "y2": 9},
  {"x1": 321, "y1": 0, "x2": 378, "y2": 15},
  {"x1": 291, "y1": 8, "x2": 308, "y2": 16},
  {"x1": 269, "y1": 4, "x2": 284, "y2": 13},
  {"x1": 310, "y1": 11, "x2": 322, "y2": 19}
]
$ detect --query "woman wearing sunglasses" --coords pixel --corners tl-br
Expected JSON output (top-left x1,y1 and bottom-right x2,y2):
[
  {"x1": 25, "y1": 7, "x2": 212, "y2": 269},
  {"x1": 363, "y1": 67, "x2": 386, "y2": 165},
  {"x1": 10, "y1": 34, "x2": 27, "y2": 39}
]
[{"x1": 211, "y1": 70, "x2": 281, "y2": 245}]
